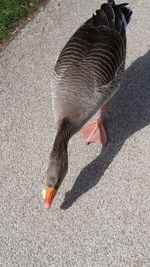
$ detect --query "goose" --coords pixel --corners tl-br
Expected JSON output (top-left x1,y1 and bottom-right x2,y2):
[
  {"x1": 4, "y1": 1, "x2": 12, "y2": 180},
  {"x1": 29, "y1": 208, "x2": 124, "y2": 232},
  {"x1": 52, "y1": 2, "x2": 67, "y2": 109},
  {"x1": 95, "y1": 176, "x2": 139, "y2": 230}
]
[{"x1": 42, "y1": 0, "x2": 132, "y2": 208}]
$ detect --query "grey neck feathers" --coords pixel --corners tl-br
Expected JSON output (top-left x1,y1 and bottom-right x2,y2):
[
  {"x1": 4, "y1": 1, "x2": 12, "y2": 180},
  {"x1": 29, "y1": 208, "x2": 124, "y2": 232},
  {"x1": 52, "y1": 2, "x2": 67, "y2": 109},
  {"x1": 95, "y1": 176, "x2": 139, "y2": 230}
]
[{"x1": 51, "y1": 118, "x2": 73, "y2": 161}]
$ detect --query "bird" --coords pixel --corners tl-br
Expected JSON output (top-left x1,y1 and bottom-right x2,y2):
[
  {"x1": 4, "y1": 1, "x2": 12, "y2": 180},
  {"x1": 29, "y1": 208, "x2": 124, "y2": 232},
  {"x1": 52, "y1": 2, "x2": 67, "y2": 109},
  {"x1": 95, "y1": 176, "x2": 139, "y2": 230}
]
[{"x1": 42, "y1": 0, "x2": 132, "y2": 208}]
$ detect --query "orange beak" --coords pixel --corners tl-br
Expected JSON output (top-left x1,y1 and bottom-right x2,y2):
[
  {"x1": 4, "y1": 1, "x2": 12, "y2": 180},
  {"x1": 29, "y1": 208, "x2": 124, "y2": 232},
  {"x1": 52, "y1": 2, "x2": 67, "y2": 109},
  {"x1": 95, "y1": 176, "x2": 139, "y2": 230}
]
[{"x1": 42, "y1": 186, "x2": 58, "y2": 208}]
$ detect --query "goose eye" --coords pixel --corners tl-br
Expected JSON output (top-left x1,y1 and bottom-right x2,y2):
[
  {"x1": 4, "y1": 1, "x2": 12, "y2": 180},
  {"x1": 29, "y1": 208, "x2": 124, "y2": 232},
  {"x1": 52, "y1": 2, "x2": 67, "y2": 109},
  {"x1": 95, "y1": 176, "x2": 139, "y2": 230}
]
[{"x1": 51, "y1": 177, "x2": 56, "y2": 183}]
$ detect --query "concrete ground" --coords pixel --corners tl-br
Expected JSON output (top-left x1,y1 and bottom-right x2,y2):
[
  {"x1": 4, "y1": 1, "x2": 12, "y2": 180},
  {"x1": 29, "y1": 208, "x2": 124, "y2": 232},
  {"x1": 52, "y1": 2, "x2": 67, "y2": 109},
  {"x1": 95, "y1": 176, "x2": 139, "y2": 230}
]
[{"x1": 0, "y1": 0, "x2": 150, "y2": 266}]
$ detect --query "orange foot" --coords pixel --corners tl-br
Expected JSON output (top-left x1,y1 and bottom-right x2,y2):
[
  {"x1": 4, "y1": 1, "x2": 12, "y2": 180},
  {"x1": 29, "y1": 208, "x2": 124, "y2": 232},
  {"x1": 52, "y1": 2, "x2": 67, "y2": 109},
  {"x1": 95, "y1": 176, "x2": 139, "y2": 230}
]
[{"x1": 81, "y1": 119, "x2": 107, "y2": 145}]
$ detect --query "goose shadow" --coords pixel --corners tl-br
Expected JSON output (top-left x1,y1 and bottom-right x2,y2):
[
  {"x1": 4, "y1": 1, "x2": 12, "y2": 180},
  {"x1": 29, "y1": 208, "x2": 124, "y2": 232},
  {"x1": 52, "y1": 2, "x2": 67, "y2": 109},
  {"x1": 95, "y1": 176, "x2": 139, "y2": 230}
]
[{"x1": 61, "y1": 50, "x2": 150, "y2": 209}]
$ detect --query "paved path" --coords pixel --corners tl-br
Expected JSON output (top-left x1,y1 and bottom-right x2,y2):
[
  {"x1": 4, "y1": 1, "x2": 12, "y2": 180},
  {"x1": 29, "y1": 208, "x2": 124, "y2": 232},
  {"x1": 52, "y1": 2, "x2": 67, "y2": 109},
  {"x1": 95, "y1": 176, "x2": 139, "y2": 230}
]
[{"x1": 0, "y1": 0, "x2": 150, "y2": 266}]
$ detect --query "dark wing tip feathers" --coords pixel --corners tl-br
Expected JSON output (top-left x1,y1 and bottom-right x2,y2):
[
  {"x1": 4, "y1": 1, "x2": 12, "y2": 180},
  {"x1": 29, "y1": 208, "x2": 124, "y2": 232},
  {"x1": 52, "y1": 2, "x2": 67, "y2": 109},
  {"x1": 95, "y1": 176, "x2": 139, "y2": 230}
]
[
  {"x1": 108, "y1": 0, "x2": 115, "y2": 5},
  {"x1": 108, "y1": 1, "x2": 129, "y2": 8},
  {"x1": 86, "y1": 1, "x2": 132, "y2": 32},
  {"x1": 106, "y1": 1, "x2": 132, "y2": 26},
  {"x1": 118, "y1": 3, "x2": 129, "y2": 7},
  {"x1": 122, "y1": 7, "x2": 133, "y2": 23}
]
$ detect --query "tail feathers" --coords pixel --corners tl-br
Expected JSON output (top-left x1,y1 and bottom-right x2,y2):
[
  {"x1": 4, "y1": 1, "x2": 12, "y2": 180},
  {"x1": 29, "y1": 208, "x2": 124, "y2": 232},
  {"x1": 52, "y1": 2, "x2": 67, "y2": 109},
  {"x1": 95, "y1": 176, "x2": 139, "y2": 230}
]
[
  {"x1": 108, "y1": 1, "x2": 133, "y2": 26},
  {"x1": 84, "y1": 1, "x2": 132, "y2": 33},
  {"x1": 94, "y1": 9, "x2": 109, "y2": 28},
  {"x1": 101, "y1": 3, "x2": 115, "y2": 28},
  {"x1": 97, "y1": 1, "x2": 133, "y2": 31}
]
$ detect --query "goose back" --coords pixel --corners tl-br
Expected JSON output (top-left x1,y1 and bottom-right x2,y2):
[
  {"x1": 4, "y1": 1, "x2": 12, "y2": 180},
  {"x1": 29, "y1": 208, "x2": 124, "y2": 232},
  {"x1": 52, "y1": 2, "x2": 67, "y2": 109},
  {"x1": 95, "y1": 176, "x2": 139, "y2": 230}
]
[{"x1": 51, "y1": 1, "x2": 132, "y2": 127}]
